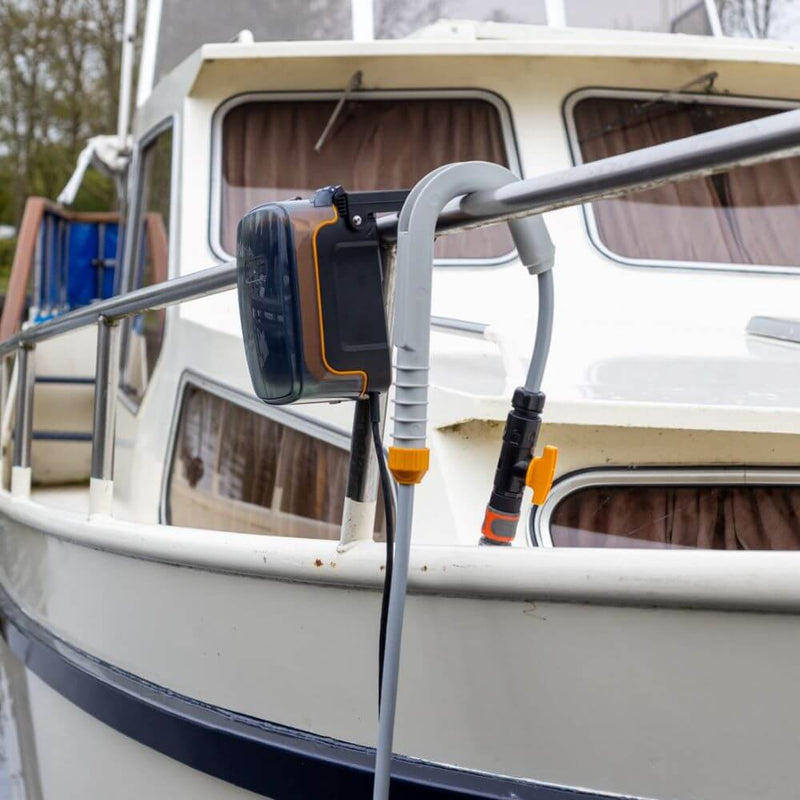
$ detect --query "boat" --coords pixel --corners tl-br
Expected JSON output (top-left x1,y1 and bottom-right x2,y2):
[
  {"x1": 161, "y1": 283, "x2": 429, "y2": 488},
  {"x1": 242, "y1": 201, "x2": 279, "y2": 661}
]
[{"x1": 2, "y1": 1, "x2": 800, "y2": 798}]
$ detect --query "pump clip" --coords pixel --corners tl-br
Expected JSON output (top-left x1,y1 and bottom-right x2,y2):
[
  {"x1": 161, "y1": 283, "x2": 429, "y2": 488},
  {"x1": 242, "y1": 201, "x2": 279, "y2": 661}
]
[{"x1": 332, "y1": 188, "x2": 410, "y2": 231}]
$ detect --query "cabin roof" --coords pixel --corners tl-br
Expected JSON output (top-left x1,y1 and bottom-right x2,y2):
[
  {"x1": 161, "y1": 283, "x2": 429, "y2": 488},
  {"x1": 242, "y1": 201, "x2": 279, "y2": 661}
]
[
  {"x1": 138, "y1": 24, "x2": 800, "y2": 438},
  {"x1": 192, "y1": 23, "x2": 800, "y2": 72},
  {"x1": 141, "y1": 21, "x2": 800, "y2": 112}
]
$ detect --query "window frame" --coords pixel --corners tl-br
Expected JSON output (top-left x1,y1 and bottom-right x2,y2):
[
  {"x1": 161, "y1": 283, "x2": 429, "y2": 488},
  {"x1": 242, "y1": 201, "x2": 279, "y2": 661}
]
[
  {"x1": 159, "y1": 369, "x2": 351, "y2": 525},
  {"x1": 119, "y1": 114, "x2": 179, "y2": 414},
  {"x1": 563, "y1": 87, "x2": 800, "y2": 276},
  {"x1": 531, "y1": 466, "x2": 800, "y2": 547},
  {"x1": 208, "y1": 88, "x2": 521, "y2": 267}
]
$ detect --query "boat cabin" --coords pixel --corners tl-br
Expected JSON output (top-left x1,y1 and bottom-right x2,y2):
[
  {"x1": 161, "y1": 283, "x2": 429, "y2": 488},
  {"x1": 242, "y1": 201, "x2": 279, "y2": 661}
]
[{"x1": 4, "y1": 15, "x2": 796, "y2": 551}]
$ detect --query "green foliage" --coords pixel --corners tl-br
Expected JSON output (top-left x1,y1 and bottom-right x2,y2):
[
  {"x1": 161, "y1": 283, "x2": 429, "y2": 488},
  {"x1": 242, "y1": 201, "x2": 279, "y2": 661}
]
[
  {"x1": 0, "y1": 160, "x2": 16, "y2": 226},
  {"x1": 0, "y1": 237, "x2": 16, "y2": 293}
]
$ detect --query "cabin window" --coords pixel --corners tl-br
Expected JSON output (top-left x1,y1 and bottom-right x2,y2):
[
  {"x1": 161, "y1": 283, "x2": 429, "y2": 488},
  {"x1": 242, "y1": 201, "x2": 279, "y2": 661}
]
[
  {"x1": 166, "y1": 382, "x2": 385, "y2": 540},
  {"x1": 154, "y1": 1, "x2": 353, "y2": 82},
  {"x1": 539, "y1": 472, "x2": 800, "y2": 550},
  {"x1": 564, "y1": 1, "x2": 713, "y2": 35},
  {"x1": 122, "y1": 125, "x2": 172, "y2": 403},
  {"x1": 217, "y1": 94, "x2": 515, "y2": 261},
  {"x1": 569, "y1": 92, "x2": 800, "y2": 271}
]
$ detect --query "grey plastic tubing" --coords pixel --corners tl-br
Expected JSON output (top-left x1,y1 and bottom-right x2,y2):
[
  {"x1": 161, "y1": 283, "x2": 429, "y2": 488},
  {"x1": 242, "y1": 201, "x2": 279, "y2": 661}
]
[
  {"x1": 525, "y1": 268, "x2": 554, "y2": 393},
  {"x1": 372, "y1": 482, "x2": 415, "y2": 800},
  {"x1": 375, "y1": 163, "x2": 529, "y2": 800},
  {"x1": 372, "y1": 162, "x2": 556, "y2": 800}
]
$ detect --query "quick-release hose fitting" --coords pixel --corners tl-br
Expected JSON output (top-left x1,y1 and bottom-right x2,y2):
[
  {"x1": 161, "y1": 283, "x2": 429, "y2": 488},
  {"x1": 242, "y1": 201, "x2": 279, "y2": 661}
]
[{"x1": 480, "y1": 387, "x2": 545, "y2": 545}]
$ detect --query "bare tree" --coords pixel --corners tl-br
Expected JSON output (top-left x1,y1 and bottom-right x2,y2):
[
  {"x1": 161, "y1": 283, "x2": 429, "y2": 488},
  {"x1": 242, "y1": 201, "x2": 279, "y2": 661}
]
[{"x1": 0, "y1": 0, "x2": 127, "y2": 221}]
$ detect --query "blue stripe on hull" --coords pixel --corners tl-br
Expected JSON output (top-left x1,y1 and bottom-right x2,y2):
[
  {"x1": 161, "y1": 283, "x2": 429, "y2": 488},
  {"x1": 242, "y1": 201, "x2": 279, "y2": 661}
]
[{"x1": 0, "y1": 585, "x2": 636, "y2": 799}]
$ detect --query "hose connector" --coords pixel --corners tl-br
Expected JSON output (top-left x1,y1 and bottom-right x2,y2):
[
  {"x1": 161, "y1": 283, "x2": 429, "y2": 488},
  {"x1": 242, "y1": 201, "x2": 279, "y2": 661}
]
[
  {"x1": 480, "y1": 387, "x2": 545, "y2": 545},
  {"x1": 388, "y1": 446, "x2": 430, "y2": 485}
]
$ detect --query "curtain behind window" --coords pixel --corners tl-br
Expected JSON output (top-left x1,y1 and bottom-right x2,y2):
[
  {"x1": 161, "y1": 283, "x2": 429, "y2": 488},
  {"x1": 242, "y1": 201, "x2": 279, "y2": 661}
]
[
  {"x1": 221, "y1": 98, "x2": 513, "y2": 260},
  {"x1": 550, "y1": 484, "x2": 800, "y2": 549},
  {"x1": 168, "y1": 385, "x2": 386, "y2": 540},
  {"x1": 573, "y1": 97, "x2": 800, "y2": 267}
]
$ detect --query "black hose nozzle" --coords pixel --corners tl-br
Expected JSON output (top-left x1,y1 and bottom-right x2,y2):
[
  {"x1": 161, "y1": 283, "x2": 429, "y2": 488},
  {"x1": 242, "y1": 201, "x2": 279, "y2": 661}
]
[{"x1": 480, "y1": 387, "x2": 545, "y2": 545}]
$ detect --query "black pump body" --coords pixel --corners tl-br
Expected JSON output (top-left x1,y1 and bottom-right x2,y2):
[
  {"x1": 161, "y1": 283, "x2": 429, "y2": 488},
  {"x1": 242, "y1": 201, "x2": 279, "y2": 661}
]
[{"x1": 237, "y1": 186, "x2": 404, "y2": 405}]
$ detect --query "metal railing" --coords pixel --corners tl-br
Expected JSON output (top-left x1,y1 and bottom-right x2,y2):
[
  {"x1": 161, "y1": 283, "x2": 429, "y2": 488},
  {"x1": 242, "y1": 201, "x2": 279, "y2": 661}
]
[
  {"x1": 3, "y1": 105, "x2": 800, "y2": 513},
  {"x1": 1, "y1": 260, "x2": 236, "y2": 512},
  {"x1": 377, "y1": 106, "x2": 800, "y2": 238}
]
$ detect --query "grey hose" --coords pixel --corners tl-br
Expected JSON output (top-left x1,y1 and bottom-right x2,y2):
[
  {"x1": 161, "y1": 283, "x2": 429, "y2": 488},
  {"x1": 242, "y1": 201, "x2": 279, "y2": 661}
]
[
  {"x1": 524, "y1": 269, "x2": 554, "y2": 393},
  {"x1": 372, "y1": 483, "x2": 415, "y2": 800},
  {"x1": 372, "y1": 266, "x2": 552, "y2": 797}
]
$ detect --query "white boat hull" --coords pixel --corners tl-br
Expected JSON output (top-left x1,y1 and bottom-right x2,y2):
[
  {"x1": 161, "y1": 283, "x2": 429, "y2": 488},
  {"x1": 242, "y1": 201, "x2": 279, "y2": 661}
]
[
  {"x1": 13, "y1": 669, "x2": 259, "y2": 800},
  {"x1": 2, "y1": 491, "x2": 800, "y2": 799}
]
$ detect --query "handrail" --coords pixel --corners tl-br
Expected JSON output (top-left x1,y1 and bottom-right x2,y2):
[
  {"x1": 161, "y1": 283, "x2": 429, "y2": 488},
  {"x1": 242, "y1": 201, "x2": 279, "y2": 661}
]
[
  {"x1": 0, "y1": 259, "x2": 235, "y2": 509},
  {"x1": 0, "y1": 357, "x2": 17, "y2": 488},
  {"x1": 0, "y1": 261, "x2": 235, "y2": 360},
  {"x1": 376, "y1": 105, "x2": 800, "y2": 239}
]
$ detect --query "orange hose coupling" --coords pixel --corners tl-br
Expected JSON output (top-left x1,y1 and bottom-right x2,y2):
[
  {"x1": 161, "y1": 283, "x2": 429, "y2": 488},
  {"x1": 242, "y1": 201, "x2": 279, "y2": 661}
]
[
  {"x1": 388, "y1": 447, "x2": 430, "y2": 484},
  {"x1": 481, "y1": 507, "x2": 519, "y2": 544}
]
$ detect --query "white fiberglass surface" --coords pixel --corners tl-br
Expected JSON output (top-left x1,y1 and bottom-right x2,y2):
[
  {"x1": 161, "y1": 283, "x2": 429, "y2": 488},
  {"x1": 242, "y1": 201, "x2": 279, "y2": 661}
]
[
  {"x1": 5, "y1": 505, "x2": 800, "y2": 800},
  {"x1": 26, "y1": 674, "x2": 261, "y2": 800},
  {"x1": 30, "y1": 486, "x2": 89, "y2": 516}
]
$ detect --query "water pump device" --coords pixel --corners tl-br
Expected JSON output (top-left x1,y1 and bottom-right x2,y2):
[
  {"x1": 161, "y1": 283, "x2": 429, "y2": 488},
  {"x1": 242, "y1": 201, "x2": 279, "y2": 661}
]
[{"x1": 236, "y1": 185, "x2": 406, "y2": 404}]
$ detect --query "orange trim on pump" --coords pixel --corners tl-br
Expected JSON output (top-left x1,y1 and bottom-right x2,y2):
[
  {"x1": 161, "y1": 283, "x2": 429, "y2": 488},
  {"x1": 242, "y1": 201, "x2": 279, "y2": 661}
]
[
  {"x1": 388, "y1": 447, "x2": 430, "y2": 484},
  {"x1": 310, "y1": 207, "x2": 369, "y2": 396}
]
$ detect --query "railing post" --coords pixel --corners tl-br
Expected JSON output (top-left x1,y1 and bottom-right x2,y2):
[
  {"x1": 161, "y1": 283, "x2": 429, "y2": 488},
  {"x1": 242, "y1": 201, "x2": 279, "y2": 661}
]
[
  {"x1": 89, "y1": 316, "x2": 120, "y2": 516},
  {"x1": 0, "y1": 355, "x2": 11, "y2": 421},
  {"x1": 11, "y1": 344, "x2": 35, "y2": 498},
  {"x1": 0, "y1": 355, "x2": 15, "y2": 490}
]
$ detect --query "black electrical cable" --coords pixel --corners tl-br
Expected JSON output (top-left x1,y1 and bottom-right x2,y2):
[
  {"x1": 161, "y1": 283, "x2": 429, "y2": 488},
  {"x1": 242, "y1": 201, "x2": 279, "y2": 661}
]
[{"x1": 369, "y1": 392, "x2": 395, "y2": 710}]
